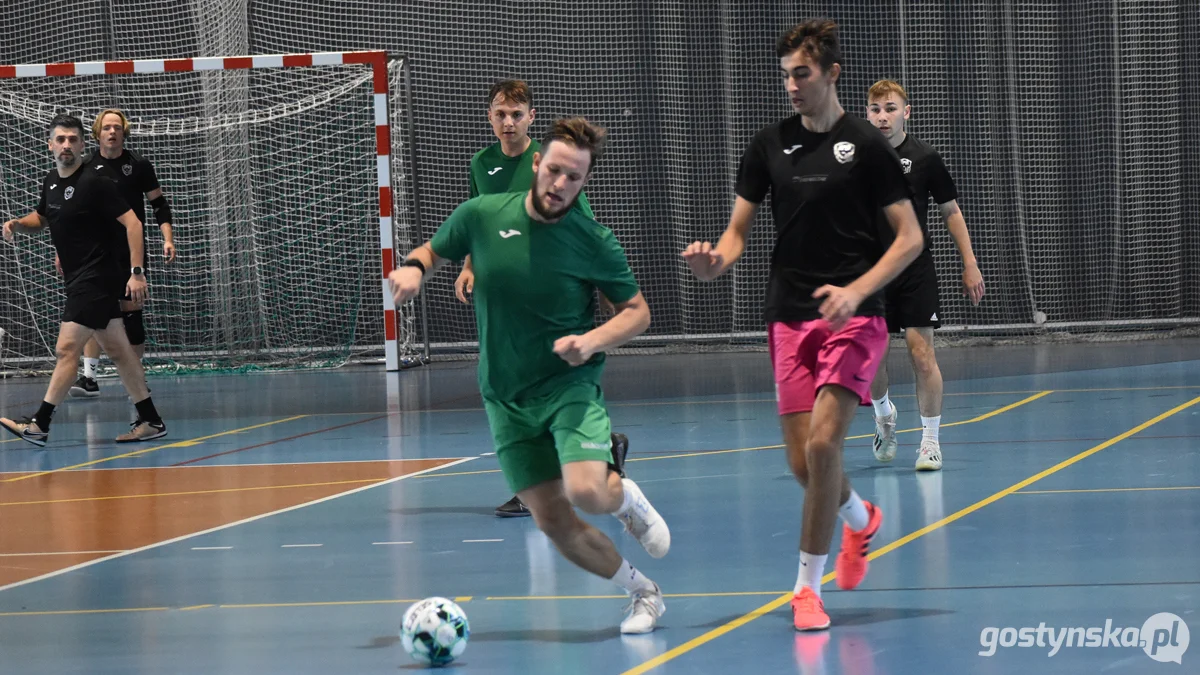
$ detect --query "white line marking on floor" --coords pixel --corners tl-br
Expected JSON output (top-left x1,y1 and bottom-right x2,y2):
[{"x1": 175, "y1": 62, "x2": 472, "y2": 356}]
[
  {"x1": 0, "y1": 457, "x2": 478, "y2": 595},
  {"x1": 0, "y1": 550, "x2": 124, "y2": 557},
  {"x1": 462, "y1": 539, "x2": 503, "y2": 543},
  {"x1": 191, "y1": 546, "x2": 233, "y2": 551},
  {"x1": 371, "y1": 541, "x2": 413, "y2": 545},
  {"x1": 281, "y1": 544, "x2": 322, "y2": 548}
]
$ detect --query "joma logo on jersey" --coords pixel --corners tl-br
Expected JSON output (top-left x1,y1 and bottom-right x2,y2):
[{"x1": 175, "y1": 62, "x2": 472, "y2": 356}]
[
  {"x1": 488, "y1": 167, "x2": 503, "y2": 175},
  {"x1": 498, "y1": 229, "x2": 521, "y2": 239}
]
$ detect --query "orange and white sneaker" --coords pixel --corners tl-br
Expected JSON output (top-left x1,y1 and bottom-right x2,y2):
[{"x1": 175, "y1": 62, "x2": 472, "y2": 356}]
[
  {"x1": 835, "y1": 501, "x2": 883, "y2": 590},
  {"x1": 791, "y1": 586, "x2": 830, "y2": 631}
]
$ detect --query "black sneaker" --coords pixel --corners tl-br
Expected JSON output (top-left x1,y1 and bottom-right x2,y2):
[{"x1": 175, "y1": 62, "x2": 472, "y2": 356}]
[
  {"x1": 494, "y1": 495, "x2": 531, "y2": 518},
  {"x1": 0, "y1": 416, "x2": 49, "y2": 447},
  {"x1": 610, "y1": 432, "x2": 629, "y2": 478},
  {"x1": 69, "y1": 376, "x2": 100, "y2": 398}
]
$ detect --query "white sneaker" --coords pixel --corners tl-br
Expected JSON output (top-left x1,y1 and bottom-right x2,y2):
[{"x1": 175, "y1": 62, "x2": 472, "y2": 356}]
[
  {"x1": 620, "y1": 584, "x2": 665, "y2": 634},
  {"x1": 915, "y1": 439, "x2": 942, "y2": 471},
  {"x1": 873, "y1": 402, "x2": 898, "y2": 462},
  {"x1": 615, "y1": 478, "x2": 670, "y2": 558}
]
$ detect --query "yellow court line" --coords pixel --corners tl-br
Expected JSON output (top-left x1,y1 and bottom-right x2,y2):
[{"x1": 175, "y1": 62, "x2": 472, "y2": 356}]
[
  {"x1": 0, "y1": 607, "x2": 171, "y2": 618},
  {"x1": 619, "y1": 393, "x2": 1200, "y2": 675},
  {"x1": 1017, "y1": 486, "x2": 1200, "y2": 495},
  {"x1": 316, "y1": 384, "x2": 1200, "y2": 416},
  {"x1": 0, "y1": 415, "x2": 310, "y2": 483},
  {"x1": 419, "y1": 391, "x2": 1053, "y2": 475},
  {"x1": 0, "y1": 477, "x2": 389, "y2": 507}
]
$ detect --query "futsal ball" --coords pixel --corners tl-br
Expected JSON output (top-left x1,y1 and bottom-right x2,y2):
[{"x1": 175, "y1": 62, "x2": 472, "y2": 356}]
[{"x1": 399, "y1": 597, "x2": 470, "y2": 666}]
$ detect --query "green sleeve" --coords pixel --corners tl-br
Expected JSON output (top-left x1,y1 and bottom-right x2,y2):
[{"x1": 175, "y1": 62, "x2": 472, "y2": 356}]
[
  {"x1": 589, "y1": 228, "x2": 639, "y2": 304},
  {"x1": 574, "y1": 191, "x2": 594, "y2": 218},
  {"x1": 429, "y1": 199, "x2": 475, "y2": 262}
]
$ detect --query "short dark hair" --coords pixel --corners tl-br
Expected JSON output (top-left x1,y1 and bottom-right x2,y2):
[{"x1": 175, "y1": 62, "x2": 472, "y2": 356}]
[
  {"x1": 540, "y1": 117, "x2": 606, "y2": 172},
  {"x1": 487, "y1": 80, "x2": 532, "y2": 108},
  {"x1": 776, "y1": 19, "x2": 842, "y2": 77},
  {"x1": 48, "y1": 113, "x2": 84, "y2": 137}
]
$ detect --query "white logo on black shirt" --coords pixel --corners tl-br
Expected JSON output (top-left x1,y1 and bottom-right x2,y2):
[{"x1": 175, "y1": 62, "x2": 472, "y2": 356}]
[
  {"x1": 122, "y1": 164, "x2": 133, "y2": 176},
  {"x1": 833, "y1": 142, "x2": 856, "y2": 164},
  {"x1": 900, "y1": 158, "x2": 912, "y2": 174},
  {"x1": 63, "y1": 186, "x2": 75, "y2": 200},
  {"x1": 783, "y1": 144, "x2": 803, "y2": 155}
]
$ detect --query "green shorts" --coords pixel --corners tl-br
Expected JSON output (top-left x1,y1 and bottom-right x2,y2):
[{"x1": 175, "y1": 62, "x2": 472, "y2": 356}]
[{"x1": 483, "y1": 381, "x2": 614, "y2": 494}]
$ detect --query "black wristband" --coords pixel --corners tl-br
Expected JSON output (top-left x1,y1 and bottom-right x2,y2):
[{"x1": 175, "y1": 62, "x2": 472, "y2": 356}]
[{"x1": 402, "y1": 258, "x2": 426, "y2": 275}]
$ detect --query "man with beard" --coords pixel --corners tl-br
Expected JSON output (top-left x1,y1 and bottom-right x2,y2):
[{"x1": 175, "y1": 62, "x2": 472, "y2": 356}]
[{"x1": 388, "y1": 118, "x2": 670, "y2": 634}]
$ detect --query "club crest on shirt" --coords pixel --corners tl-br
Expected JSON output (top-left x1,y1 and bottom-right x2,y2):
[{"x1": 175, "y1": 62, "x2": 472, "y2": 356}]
[
  {"x1": 833, "y1": 141, "x2": 855, "y2": 164},
  {"x1": 900, "y1": 157, "x2": 912, "y2": 174},
  {"x1": 63, "y1": 186, "x2": 75, "y2": 200},
  {"x1": 122, "y1": 164, "x2": 133, "y2": 176}
]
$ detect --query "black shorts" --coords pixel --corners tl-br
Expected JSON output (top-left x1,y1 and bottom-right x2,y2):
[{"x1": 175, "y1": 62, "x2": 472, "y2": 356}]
[
  {"x1": 885, "y1": 253, "x2": 941, "y2": 333},
  {"x1": 62, "y1": 284, "x2": 123, "y2": 330}
]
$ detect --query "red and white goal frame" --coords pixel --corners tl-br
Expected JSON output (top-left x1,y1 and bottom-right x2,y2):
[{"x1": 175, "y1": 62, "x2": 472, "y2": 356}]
[{"x1": 0, "y1": 50, "x2": 408, "y2": 371}]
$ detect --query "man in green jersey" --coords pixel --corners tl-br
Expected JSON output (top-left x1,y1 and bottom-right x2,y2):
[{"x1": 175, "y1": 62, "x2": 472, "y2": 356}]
[
  {"x1": 458, "y1": 80, "x2": 623, "y2": 519},
  {"x1": 389, "y1": 118, "x2": 669, "y2": 634}
]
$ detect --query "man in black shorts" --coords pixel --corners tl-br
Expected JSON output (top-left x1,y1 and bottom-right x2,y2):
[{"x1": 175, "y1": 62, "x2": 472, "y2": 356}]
[
  {"x1": 2, "y1": 114, "x2": 167, "y2": 446},
  {"x1": 68, "y1": 108, "x2": 176, "y2": 398},
  {"x1": 865, "y1": 80, "x2": 986, "y2": 472}
]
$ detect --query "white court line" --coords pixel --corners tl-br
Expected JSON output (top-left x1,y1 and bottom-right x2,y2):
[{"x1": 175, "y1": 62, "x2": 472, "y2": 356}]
[
  {"x1": 191, "y1": 547, "x2": 233, "y2": 551},
  {"x1": 0, "y1": 457, "x2": 478, "y2": 594},
  {"x1": 0, "y1": 457, "x2": 471, "y2": 474},
  {"x1": 463, "y1": 539, "x2": 503, "y2": 543},
  {"x1": 371, "y1": 541, "x2": 413, "y2": 546},
  {"x1": 281, "y1": 544, "x2": 322, "y2": 548},
  {"x1": 0, "y1": 550, "x2": 124, "y2": 557}
]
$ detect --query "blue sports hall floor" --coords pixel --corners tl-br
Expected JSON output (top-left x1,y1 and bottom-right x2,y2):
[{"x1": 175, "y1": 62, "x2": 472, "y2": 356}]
[{"x1": 0, "y1": 338, "x2": 1196, "y2": 674}]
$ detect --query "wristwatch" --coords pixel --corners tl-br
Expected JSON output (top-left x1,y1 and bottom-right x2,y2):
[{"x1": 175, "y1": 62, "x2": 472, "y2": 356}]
[{"x1": 131, "y1": 266, "x2": 144, "y2": 276}]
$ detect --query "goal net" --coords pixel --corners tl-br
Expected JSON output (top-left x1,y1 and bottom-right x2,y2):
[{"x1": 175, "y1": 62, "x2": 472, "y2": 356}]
[{"x1": 0, "y1": 51, "x2": 420, "y2": 375}]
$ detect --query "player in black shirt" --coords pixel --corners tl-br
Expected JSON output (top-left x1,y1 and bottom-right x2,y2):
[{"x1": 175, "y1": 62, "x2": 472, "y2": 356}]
[
  {"x1": 1, "y1": 114, "x2": 168, "y2": 446},
  {"x1": 67, "y1": 109, "x2": 176, "y2": 398},
  {"x1": 682, "y1": 20, "x2": 924, "y2": 631},
  {"x1": 865, "y1": 80, "x2": 986, "y2": 472}
]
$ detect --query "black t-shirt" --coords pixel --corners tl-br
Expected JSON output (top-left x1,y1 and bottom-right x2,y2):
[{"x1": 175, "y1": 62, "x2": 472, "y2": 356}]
[
  {"x1": 88, "y1": 149, "x2": 160, "y2": 255},
  {"x1": 879, "y1": 133, "x2": 958, "y2": 248},
  {"x1": 36, "y1": 163, "x2": 131, "y2": 291},
  {"x1": 736, "y1": 113, "x2": 913, "y2": 323}
]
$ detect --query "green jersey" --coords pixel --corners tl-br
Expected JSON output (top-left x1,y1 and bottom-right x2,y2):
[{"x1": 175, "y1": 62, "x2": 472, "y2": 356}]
[
  {"x1": 468, "y1": 139, "x2": 594, "y2": 218},
  {"x1": 430, "y1": 192, "x2": 639, "y2": 401}
]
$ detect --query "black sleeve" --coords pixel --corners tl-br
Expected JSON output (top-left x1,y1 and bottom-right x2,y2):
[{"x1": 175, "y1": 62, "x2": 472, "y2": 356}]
[
  {"x1": 36, "y1": 177, "x2": 48, "y2": 216},
  {"x1": 862, "y1": 137, "x2": 912, "y2": 209},
  {"x1": 927, "y1": 151, "x2": 958, "y2": 205},
  {"x1": 92, "y1": 176, "x2": 133, "y2": 221},
  {"x1": 138, "y1": 156, "x2": 161, "y2": 193},
  {"x1": 734, "y1": 131, "x2": 772, "y2": 203}
]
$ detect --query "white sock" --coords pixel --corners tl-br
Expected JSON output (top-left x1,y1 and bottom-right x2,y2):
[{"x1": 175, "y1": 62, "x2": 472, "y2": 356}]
[
  {"x1": 610, "y1": 558, "x2": 656, "y2": 595},
  {"x1": 921, "y1": 416, "x2": 941, "y2": 443},
  {"x1": 615, "y1": 482, "x2": 635, "y2": 516},
  {"x1": 871, "y1": 392, "x2": 892, "y2": 418},
  {"x1": 795, "y1": 551, "x2": 828, "y2": 597},
  {"x1": 839, "y1": 490, "x2": 870, "y2": 531},
  {"x1": 83, "y1": 357, "x2": 99, "y2": 379}
]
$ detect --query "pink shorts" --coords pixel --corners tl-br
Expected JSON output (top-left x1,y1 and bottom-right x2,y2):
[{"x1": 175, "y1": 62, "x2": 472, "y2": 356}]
[{"x1": 767, "y1": 316, "x2": 888, "y2": 415}]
